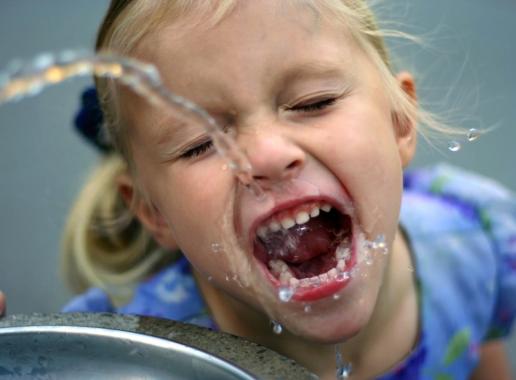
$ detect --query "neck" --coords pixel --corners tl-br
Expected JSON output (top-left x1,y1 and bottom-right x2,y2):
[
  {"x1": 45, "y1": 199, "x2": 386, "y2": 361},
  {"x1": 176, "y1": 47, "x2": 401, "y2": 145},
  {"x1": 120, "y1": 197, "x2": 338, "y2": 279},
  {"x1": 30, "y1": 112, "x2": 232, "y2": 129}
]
[{"x1": 194, "y1": 227, "x2": 418, "y2": 379}]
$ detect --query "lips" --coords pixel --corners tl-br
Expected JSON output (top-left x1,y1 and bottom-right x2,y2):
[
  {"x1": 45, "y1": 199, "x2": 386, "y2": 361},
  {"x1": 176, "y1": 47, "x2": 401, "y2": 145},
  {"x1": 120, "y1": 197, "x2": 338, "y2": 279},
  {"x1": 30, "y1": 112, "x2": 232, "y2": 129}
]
[{"x1": 248, "y1": 197, "x2": 357, "y2": 302}]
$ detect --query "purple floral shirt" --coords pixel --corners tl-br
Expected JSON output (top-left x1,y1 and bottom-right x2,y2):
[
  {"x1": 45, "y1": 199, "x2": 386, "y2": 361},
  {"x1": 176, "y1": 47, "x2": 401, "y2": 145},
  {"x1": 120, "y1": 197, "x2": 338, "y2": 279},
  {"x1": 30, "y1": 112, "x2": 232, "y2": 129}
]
[{"x1": 63, "y1": 164, "x2": 516, "y2": 379}]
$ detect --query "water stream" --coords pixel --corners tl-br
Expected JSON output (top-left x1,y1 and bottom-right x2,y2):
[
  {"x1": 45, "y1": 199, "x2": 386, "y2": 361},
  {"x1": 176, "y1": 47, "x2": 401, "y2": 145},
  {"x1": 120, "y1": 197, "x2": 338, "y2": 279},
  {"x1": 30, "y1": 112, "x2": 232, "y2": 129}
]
[{"x1": 0, "y1": 51, "x2": 264, "y2": 198}]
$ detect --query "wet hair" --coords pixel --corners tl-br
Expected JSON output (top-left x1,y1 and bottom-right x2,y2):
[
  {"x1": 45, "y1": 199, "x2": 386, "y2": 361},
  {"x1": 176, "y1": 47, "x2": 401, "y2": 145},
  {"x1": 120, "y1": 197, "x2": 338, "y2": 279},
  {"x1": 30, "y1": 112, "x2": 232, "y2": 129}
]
[{"x1": 61, "y1": 0, "x2": 459, "y2": 301}]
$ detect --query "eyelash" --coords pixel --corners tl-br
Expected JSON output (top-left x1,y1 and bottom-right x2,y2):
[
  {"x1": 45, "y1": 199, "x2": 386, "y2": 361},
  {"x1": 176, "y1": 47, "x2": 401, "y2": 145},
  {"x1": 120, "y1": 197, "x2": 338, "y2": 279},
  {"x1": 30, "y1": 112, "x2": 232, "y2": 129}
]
[
  {"x1": 288, "y1": 97, "x2": 338, "y2": 112},
  {"x1": 180, "y1": 139, "x2": 214, "y2": 159},
  {"x1": 179, "y1": 97, "x2": 338, "y2": 159}
]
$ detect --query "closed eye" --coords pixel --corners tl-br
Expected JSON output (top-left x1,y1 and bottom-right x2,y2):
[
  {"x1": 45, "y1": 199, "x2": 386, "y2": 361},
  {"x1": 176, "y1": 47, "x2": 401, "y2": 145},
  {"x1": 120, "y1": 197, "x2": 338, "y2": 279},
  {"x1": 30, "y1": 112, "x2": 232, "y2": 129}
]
[
  {"x1": 287, "y1": 97, "x2": 338, "y2": 113},
  {"x1": 180, "y1": 139, "x2": 214, "y2": 159}
]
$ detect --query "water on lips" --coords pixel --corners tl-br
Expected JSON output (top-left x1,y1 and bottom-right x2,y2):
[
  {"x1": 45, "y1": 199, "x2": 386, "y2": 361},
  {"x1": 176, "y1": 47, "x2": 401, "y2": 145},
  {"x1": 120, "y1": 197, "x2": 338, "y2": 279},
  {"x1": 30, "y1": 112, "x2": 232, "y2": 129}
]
[{"x1": 255, "y1": 210, "x2": 352, "y2": 279}]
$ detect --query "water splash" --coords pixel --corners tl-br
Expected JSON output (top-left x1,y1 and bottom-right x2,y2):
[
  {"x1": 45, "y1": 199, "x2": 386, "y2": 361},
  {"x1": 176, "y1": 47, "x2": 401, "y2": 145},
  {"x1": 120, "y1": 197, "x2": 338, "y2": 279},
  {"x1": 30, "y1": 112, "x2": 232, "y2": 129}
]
[
  {"x1": 335, "y1": 344, "x2": 353, "y2": 379},
  {"x1": 0, "y1": 51, "x2": 264, "y2": 198},
  {"x1": 357, "y1": 233, "x2": 391, "y2": 269},
  {"x1": 271, "y1": 320, "x2": 283, "y2": 334},
  {"x1": 372, "y1": 234, "x2": 387, "y2": 255}
]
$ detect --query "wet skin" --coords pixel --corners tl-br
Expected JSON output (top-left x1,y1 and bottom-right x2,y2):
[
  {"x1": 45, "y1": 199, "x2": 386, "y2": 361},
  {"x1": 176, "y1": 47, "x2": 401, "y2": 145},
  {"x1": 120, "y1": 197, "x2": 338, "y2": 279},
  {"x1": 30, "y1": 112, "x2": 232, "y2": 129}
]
[{"x1": 119, "y1": 1, "x2": 418, "y2": 378}]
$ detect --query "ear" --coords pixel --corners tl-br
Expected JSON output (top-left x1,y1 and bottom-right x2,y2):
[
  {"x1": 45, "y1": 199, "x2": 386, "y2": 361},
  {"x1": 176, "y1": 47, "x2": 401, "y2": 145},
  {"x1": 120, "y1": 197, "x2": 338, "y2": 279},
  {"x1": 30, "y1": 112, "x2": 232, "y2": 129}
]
[
  {"x1": 393, "y1": 71, "x2": 418, "y2": 168},
  {"x1": 116, "y1": 173, "x2": 178, "y2": 251}
]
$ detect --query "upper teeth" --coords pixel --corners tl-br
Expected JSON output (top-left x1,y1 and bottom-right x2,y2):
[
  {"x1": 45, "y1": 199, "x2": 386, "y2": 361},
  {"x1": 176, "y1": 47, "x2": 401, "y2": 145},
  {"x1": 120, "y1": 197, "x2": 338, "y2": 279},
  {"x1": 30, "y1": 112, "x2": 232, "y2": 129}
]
[{"x1": 257, "y1": 203, "x2": 332, "y2": 239}]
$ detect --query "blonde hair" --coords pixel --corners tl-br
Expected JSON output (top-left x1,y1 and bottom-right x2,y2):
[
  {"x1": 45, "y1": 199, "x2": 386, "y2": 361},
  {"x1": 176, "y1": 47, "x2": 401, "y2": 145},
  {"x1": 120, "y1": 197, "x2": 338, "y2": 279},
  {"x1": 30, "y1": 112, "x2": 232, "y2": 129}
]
[
  {"x1": 61, "y1": 154, "x2": 180, "y2": 304},
  {"x1": 61, "y1": 0, "x2": 462, "y2": 301}
]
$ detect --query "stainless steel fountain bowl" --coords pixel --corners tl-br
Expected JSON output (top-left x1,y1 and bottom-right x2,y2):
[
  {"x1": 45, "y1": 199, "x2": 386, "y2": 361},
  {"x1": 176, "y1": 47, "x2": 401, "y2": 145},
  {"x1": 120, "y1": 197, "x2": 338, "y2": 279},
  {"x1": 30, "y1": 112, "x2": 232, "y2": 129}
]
[{"x1": 0, "y1": 313, "x2": 315, "y2": 379}]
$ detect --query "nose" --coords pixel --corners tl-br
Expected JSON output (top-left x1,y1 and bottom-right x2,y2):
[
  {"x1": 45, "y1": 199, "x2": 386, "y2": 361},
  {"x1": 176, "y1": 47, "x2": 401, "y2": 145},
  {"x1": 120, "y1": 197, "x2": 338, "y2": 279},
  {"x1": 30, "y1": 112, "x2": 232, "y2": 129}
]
[{"x1": 240, "y1": 127, "x2": 305, "y2": 188}]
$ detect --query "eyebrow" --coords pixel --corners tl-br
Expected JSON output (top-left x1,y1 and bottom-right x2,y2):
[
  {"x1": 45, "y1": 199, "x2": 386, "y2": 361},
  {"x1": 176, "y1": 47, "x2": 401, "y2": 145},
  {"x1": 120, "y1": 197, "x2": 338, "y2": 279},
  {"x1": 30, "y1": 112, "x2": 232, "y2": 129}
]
[
  {"x1": 276, "y1": 61, "x2": 350, "y2": 88},
  {"x1": 153, "y1": 116, "x2": 192, "y2": 148}
]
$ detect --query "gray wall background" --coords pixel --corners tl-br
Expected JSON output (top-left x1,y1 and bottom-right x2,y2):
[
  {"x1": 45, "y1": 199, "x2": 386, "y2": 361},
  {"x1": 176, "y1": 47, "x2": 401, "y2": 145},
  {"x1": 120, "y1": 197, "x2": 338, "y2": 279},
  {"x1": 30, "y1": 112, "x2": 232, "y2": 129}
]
[{"x1": 1, "y1": 0, "x2": 515, "y2": 371}]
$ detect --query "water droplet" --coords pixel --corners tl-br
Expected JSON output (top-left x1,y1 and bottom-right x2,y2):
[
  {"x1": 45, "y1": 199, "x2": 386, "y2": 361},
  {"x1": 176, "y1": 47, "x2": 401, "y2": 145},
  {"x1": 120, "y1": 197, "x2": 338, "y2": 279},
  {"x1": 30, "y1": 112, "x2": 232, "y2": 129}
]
[
  {"x1": 333, "y1": 293, "x2": 340, "y2": 300},
  {"x1": 278, "y1": 286, "x2": 294, "y2": 302},
  {"x1": 304, "y1": 304, "x2": 312, "y2": 313},
  {"x1": 271, "y1": 320, "x2": 283, "y2": 334},
  {"x1": 225, "y1": 274, "x2": 230, "y2": 281},
  {"x1": 363, "y1": 242, "x2": 373, "y2": 252},
  {"x1": 467, "y1": 128, "x2": 480, "y2": 142},
  {"x1": 373, "y1": 234, "x2": 387, "y2": 250},
  {"x1": 336, "y1": 362, "x2": 353, "y2": 379},
  {"x1": 448, "y1": 140, "x2": 461, "y2": 152},
  {"x1": 207, "y1": 276, "x2": 213, "y2": 282},
  {"x1": 336, "y1": 271, "x2": 350, "y2": 282},
  {"x1": 334, "y1": 344, "x2": 352, "y2": 379},
  {"x1": 33, "y1": 53, "x2": 54, "y2": 70},
  {"x1": 211, "y1": 242, "x2": 223, "y2": 253}
]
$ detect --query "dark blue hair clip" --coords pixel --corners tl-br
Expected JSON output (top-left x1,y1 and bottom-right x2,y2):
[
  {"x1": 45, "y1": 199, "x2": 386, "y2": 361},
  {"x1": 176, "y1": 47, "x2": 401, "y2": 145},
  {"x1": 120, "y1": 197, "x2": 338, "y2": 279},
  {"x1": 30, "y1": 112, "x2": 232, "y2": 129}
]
[{"x1": 74, "y1": 86, "x2": 112, "y2": 153}]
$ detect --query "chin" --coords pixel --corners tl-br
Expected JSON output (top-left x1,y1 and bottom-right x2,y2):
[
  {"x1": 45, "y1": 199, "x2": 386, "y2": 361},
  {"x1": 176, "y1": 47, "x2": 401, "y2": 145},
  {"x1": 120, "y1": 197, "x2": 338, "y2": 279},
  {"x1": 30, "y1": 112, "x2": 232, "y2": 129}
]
[
  {"x1": 283, "y1": 308, "x2": 370, "y2": 344},
  {"x1": 269, "y1": 278, "x2": 380, "y2": 344}
]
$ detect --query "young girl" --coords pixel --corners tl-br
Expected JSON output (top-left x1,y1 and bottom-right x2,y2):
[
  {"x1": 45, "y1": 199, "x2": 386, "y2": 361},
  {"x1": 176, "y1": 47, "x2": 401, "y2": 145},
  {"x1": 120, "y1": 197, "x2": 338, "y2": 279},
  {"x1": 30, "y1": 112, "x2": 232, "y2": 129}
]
[{"x1": 55, "y1": 1, "x2": 515, "y2": 379}]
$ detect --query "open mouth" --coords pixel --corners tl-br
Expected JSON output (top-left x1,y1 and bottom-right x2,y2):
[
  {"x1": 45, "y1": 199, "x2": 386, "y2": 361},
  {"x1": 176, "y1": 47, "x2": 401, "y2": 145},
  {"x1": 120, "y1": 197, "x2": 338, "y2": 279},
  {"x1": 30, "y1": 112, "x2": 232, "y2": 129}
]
[{"x1": 252, "y1": 201, "x2": 356, "y2": 301}]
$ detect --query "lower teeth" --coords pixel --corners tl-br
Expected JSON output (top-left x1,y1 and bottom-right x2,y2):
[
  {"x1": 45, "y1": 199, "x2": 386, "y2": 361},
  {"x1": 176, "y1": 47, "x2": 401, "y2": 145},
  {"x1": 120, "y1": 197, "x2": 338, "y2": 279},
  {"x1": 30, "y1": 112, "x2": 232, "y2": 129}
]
[{"x1": 269, "y1": 240, "x2": 352, "y2": 287}]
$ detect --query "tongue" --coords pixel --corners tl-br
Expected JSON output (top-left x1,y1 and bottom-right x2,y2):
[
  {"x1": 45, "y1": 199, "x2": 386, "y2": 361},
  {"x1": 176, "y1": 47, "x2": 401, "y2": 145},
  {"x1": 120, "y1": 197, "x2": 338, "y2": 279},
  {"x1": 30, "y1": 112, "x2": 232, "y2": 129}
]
[
  {"x1": 289, "y1": 252, "x2": 337, "y2": 279},
  {"x1": 260, "y1": 213, "x2": 344, "y2": 264}
]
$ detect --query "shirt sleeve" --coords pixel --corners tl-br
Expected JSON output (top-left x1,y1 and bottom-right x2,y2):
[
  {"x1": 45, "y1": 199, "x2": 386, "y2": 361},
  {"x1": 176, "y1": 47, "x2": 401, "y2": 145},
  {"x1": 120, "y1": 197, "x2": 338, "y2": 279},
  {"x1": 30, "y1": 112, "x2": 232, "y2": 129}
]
[
  {"x1": 406, "y1": 163, "x2": 516, "y2": 341},
  {"x1": 482, "y1": 195, "x2": 516, "y2": 340}
]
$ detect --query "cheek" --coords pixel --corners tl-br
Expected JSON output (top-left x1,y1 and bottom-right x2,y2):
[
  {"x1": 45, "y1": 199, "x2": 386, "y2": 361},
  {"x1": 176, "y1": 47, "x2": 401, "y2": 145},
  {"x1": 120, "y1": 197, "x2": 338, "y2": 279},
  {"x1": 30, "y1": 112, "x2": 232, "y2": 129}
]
[
  {"x1": 317, "y1": 109, "x2": 401, "y2": 179},
  {"x1": 316, "y1": 111, "x2": 403, "y2": 233},
  {"x1": 156, "y1": 161, "x2": 236, "y2": 255}
]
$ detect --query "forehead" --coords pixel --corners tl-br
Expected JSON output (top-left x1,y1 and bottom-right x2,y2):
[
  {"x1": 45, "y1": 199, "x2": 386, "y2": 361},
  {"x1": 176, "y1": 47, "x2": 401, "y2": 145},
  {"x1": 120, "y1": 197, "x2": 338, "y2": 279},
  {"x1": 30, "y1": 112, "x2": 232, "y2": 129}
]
[{"x1": 131, "y1": 1, "x2": 357, "y2": 94}]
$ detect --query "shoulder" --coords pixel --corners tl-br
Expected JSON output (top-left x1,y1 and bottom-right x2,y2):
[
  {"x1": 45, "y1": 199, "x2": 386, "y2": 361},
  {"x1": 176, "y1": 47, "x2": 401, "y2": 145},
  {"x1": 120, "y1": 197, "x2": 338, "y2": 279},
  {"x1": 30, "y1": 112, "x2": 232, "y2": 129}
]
[
  {"x1": 401, "y1": 164, "x2": 516, "y2": 370},
  {"x1": 62, "y1": 256, "x2": 213, "y2": 327},
  {"x1": 402, "y1": 163, "x2": 515, "y2": 237}
]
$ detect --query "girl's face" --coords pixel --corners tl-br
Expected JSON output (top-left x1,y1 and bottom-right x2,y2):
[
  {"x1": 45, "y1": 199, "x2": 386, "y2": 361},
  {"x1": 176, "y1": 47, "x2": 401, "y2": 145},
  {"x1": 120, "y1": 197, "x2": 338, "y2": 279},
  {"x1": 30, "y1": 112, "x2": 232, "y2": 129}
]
[{"x1": 122, "y1": 1, "x2": 415, "y2": 342}]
